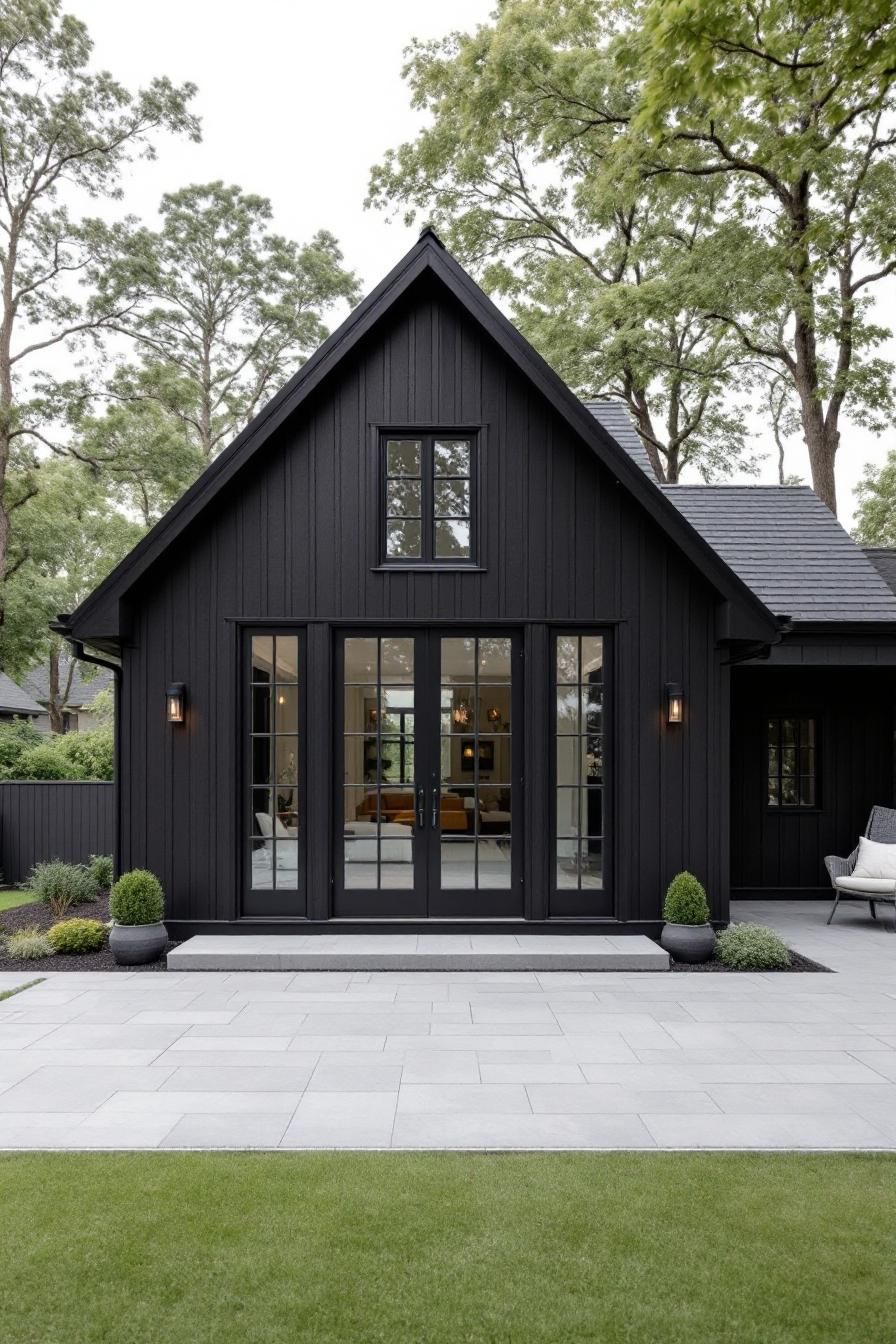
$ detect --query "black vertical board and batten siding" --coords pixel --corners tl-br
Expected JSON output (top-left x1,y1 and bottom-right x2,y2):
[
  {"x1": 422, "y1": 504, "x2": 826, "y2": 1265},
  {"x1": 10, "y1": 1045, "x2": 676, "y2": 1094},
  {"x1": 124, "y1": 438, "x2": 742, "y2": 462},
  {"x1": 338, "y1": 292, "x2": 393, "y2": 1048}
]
[
  {"x1": 731, "y1": 667, "x2": 895, "y2": 894},
  {"x1": 118, "y1": 280, "x2": 726, "y2": 929}
]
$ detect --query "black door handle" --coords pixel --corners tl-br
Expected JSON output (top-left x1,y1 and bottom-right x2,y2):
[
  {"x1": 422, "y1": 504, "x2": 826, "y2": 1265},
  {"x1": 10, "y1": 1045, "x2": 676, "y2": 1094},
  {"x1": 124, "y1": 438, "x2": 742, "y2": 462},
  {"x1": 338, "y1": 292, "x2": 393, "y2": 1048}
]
[
  {"x1": 416, "y1": 786, "x2": 425, "y2": 830},
  {"x1": 431, "y1": 787, "x2": 439, "y2": 829}
]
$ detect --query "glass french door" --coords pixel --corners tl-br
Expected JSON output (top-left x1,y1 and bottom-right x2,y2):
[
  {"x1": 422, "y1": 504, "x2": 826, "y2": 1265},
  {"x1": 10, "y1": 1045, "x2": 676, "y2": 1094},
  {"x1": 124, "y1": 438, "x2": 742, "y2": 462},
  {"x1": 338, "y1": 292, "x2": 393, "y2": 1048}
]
[{"x1": 336, "y1": 630, "x2": 521, "y2": 918}]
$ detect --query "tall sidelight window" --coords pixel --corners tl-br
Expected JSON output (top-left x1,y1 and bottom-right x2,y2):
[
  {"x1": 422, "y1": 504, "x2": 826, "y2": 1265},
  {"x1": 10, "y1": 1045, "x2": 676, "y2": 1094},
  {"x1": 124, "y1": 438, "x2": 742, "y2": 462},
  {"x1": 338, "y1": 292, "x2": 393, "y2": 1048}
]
[
  {"x1": 249, "y1": 635, "x2": 300, "y2": 890},
  {"x1": 555, "y1": 635, "x2": 605, "y2": 892},
  {"x1": 382, "y1": 434, "x2": 475, "y2": 563},
  {"x1": 768, "y1": 716, "x2": 818, "y2": 807},
  {"x1": 343, "y1": 636, "x2": 416, "y2": 891}
]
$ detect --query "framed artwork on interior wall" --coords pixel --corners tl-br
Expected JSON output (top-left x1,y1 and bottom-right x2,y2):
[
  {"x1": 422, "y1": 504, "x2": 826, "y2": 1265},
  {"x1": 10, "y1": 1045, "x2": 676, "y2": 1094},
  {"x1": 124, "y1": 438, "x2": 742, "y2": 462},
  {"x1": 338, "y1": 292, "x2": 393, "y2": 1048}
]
[{"x1": 460, "y1": 739, "x2": 495, "y2": 772}]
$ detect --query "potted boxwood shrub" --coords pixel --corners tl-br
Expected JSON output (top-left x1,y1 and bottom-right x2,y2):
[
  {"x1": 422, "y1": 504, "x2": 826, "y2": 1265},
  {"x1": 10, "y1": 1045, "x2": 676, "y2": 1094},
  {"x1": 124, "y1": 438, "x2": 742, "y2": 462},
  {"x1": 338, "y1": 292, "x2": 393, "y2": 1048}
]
[
  {"x1": 109, "y1": 869, "x2": 167, "y2": 965},
  {"x1": 660, "y1": 871, "x2": 715, "y2": 964}
]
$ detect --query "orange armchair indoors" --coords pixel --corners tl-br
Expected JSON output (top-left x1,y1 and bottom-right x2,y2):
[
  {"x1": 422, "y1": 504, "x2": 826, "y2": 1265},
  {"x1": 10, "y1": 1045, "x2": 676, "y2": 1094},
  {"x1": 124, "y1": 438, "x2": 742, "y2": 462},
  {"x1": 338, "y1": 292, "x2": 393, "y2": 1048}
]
[{"x1": 355, "y1": 790, "x2": 468, "y2": 832}]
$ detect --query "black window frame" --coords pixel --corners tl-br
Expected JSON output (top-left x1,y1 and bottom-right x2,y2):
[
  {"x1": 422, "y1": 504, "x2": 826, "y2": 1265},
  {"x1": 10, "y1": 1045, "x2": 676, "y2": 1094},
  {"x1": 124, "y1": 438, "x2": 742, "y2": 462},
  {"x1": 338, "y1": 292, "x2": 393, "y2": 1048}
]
[
  {"x1": 379, "y1": 430, "x2": 479, "y2": 567},
  {"x1": 766, "y1": 715, "x2": 820, "y2": 810},
  {"x1": 550, "y1": 629, "x2": 613, "y2": 917},
  {"x1": 242, "y1": 627, "x2": 306, "y2": 916}
]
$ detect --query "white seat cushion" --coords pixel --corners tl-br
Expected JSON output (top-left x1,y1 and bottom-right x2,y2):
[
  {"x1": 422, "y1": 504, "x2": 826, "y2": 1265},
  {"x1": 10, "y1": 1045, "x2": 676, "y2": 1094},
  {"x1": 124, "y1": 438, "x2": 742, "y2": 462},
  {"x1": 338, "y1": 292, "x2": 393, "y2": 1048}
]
[{"x1": 835, "y1": 875, "x2": 896, "y2": 896}]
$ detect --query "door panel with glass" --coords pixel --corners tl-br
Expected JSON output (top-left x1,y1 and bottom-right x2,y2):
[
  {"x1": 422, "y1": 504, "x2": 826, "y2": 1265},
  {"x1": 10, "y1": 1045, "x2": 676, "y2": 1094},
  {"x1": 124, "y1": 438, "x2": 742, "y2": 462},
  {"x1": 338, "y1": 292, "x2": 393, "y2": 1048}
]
[
  {"x1": 244, "y1": 632, "x2": 304, "y2": 917},
  {"x1": 335, "y1": 631, "x2": 521, "y2": 918}
]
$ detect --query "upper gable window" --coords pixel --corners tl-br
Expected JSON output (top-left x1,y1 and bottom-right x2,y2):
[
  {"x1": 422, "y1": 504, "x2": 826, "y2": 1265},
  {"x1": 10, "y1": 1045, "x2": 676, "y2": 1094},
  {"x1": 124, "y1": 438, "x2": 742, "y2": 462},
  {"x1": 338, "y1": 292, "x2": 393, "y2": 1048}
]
[{"x1": 382, "y1": 433, "x2": 475, "y2": 565}]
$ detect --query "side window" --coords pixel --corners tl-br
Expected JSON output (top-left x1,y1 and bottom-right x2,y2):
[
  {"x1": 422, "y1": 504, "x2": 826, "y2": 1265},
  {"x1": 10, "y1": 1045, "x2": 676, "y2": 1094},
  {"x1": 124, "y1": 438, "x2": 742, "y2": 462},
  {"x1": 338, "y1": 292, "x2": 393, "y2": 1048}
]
[{"x1": 767, "y1": 716, "x2": 818, "y2": 807}]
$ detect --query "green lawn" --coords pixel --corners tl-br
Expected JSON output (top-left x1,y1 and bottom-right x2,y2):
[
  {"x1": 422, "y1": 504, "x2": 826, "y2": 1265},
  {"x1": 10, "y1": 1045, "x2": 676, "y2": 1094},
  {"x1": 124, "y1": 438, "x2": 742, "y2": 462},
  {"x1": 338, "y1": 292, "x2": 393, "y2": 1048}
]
[
  {"x1": 0, "y1": 888, "x2": 37, "y2": 912},
  {"x1": 1, "y1": 1153, "x2": 894, "y2": 1343}
]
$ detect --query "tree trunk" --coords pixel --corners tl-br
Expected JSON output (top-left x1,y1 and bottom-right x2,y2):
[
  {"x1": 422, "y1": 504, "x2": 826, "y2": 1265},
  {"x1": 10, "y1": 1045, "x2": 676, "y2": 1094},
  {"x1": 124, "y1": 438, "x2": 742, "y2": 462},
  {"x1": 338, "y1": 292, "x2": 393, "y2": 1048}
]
[
  {"x1": 47, "y1": 646, "x2": 64, "y2": 734},
  {"x1": 0, "y1": 229, "x2": 17, "y2": 620},
  {"x1": 803, "y1": 413, "x2": 839, "y2": 514}
]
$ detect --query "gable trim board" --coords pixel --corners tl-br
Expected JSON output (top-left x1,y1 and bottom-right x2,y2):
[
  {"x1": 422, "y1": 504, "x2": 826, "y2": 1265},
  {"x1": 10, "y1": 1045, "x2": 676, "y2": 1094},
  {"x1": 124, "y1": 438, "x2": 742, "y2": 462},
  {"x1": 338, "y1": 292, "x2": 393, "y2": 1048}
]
[{"x1": 59, "y1": 230, "x2": 778, "y2": 649}]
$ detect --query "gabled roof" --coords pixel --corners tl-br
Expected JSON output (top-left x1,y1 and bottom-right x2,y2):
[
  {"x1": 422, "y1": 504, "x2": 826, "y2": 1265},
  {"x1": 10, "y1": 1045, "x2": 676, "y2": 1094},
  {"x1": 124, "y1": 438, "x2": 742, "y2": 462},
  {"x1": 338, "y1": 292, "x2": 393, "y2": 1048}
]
[
  {"x1": 864, "y1": 547, "x2": 896, "y2": 597},
  {"x1": 0, "y1": 672, "x2": 43, "y2": 717},
  {"x1": 663, "y1": 486, "x2": 896, "y2": 623},
  {"x1": 22, "y1": 661, "x2": 113, "y2": 709},
  {"x1": 584, "y1": 401, "x2": 657, "y2": 479},
  {"x1": 61, "y1": 229, "x2": 778, "y2": 646}
]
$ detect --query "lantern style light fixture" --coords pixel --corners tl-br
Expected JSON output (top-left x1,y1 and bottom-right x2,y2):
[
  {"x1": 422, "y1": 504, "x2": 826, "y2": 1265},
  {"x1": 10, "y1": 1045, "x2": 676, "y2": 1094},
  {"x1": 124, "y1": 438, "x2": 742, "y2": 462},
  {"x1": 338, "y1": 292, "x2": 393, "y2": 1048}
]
[
  {"x1": 166, "y1": 682, "x2": 186, "y2": 724},
  {"x1": 452, "y1": 696, "x2": 472, "y2": 727},
  {"x1": 666, "y1": 682, "x2": 683, "y2": 725}
]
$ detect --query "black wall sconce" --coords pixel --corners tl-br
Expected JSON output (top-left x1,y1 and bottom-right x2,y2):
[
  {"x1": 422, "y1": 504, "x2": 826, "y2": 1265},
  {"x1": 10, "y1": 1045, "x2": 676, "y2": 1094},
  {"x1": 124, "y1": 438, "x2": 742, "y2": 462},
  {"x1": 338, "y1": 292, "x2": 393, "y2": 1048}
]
[
  {"x1": 166, "y1": 682, "x2": 186, "y2": 724},
  {"x1": 666, "y1": 682, "x2": 683, "y2": 724}
]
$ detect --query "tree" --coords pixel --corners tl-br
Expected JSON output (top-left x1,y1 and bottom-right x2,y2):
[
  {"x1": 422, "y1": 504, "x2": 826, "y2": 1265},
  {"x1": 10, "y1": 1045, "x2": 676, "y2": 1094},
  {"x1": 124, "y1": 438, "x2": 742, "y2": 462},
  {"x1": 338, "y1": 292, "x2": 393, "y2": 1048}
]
[
  {"x1": 635, "y1": 0, "x2": 896, "y2": 511},
  {"x1": 366, "y1": 1, "x2": 761, "y2": 483},
  {"x1": 854, "y1": 451, "x2": 896, "y2": 545},
  {"x1": 97, "y1": 183, "x2": 361, "y2": 461},
  {"x1": 0, "y1": 0, "x2": 199, "y2": 614},
  {"x1": 369, "y1": 0, "x2": 896, "y2": 508},
  {"x1": 73, "y1": 374, "x2": 205, "y2": 526},
  {"x1": 0, "y1": 458, "x2": 142, "y2": 730}
]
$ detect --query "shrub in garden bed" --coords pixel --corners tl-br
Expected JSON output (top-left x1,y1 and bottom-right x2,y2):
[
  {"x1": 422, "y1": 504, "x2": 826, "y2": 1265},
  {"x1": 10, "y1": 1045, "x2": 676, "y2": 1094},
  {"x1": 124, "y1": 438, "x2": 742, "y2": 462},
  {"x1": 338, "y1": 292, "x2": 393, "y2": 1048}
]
[
  {"x1": 4, "y1": 925, "x2": 54, "y2": 960},
  {"x1": 47, "y1": 918, "x2": 107, "y2": 955},
  {"x1": 88, "y1": 854, "x2": 114, "y2": 890},
  {"x1": 715, "y1": 923, "x2": 791, "y2": 970},
  {"x1": 25, "y1": 861, "x2": 99, "y2": 918}
]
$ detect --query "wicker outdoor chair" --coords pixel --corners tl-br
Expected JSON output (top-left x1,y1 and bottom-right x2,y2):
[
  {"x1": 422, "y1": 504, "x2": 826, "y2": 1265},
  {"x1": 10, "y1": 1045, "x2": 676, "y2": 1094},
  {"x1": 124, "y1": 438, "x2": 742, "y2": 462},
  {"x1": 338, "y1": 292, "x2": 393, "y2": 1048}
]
[{"x1": 825, "y1": 805, "x2": 896, "y2": 929}]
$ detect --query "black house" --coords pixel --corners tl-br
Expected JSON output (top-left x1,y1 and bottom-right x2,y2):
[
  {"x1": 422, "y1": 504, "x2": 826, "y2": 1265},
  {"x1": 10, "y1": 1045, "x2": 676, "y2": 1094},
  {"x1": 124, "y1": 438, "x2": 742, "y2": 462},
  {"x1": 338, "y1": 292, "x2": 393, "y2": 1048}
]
[{"x1": 58, "y1": 232, "x2": 896, "y2": 936}]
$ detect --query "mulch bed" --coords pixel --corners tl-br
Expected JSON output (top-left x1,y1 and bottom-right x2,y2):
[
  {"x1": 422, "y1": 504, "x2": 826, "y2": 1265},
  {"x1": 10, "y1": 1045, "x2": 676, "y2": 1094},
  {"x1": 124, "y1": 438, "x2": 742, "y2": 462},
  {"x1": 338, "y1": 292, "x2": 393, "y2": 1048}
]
[
  {"x1": 669, "y1": 949, "x2": 832, "y2": 973},
  {"x1": 0, "y1": 892, "x2": 180, "y2": 972},
  {"x1": 0, "y1": 893, "x2": 832, "y2": 974}
]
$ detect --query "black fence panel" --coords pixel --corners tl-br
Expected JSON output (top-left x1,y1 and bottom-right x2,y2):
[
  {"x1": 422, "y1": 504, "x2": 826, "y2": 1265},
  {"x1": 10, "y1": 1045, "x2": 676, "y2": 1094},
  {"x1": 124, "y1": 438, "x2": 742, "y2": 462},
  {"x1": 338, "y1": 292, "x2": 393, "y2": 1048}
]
[{"x1": 0, "y1": 783, "x2": 114, "y2": 886}]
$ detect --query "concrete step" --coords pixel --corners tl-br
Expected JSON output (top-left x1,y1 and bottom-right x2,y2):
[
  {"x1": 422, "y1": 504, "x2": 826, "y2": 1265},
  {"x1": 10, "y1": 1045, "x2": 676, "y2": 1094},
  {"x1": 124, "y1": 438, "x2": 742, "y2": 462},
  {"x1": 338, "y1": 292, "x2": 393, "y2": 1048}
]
[{"x1": 167, "y1": 934, "x2": 669, "y2": 972}]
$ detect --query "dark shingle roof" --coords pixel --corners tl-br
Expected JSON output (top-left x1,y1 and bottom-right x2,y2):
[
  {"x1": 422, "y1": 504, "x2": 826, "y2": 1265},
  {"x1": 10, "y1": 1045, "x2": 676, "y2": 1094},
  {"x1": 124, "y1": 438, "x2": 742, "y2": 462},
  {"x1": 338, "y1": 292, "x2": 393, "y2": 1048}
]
[
  {"x1": 864, "y1": 548, "x2": 896, "y2": 596},
  {"x1": 22, "y1": 661, "x2": 113, "y2": 709},
  {"x1": 584, "y1": 401, "x2": 657, "y2": 478},
  {"x1": 0, "y1": 672, "x2": 43, "y2": 716},
  {"x1": 662, "y1": 486, "x2": 896, "y2": 622}
]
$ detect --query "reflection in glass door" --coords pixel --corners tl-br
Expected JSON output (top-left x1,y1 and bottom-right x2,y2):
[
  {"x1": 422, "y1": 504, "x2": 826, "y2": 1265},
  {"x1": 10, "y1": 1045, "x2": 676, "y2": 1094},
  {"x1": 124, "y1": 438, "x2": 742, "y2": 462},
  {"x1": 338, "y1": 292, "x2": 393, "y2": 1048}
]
[
  {"x1": 432, "y1": 635, "x2": 516, "y2": 916},
  {"x1": 335, "y1": 631, "x2": 521, "y2": 918},
  {"x1": 554, "y1": 633, "x2": 609, "y2": 916},
  {"x1": 341, "y1": 636, "x2": 419, "y2": 913},
  {"x1": 245, "y1": 633, "x2": 302, "y2": 916}
]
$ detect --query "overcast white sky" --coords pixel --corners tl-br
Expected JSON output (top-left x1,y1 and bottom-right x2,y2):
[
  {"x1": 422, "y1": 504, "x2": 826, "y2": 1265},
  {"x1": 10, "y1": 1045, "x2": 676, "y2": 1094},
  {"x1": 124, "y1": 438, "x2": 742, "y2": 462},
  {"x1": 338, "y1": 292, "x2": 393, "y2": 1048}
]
[{"x1": 76, "y1": 0, "x2": 891, "y2": 526}]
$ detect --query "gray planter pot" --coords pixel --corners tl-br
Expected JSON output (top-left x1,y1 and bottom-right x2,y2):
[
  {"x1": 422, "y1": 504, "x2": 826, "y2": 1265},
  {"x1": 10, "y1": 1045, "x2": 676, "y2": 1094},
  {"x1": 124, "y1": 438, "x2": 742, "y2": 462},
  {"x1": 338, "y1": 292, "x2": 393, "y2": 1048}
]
[
  {"x1": 660, "y1": 921, "x2": 716, "y2": 964},
  {"x1": 109, "y1": 922, "x2": 168, "y2": 966}
]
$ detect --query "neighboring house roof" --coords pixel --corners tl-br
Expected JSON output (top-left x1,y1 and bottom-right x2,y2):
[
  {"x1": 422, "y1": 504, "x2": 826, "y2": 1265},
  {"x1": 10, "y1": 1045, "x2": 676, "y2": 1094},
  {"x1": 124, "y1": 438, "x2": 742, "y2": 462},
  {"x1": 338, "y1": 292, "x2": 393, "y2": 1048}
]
[
  {"x1": 864, "y1": 548, "x2": 896, "y2": 596},
  {"x1": 22, "y1": 661, "x2": 113, "y2": 710},
  {"x1": 0, "y1": 672, "x2": 43, "y2": 717},
  {"x1": 662, "y1": 486, "x2": 896, "y2": 623},
  {"x1": 60, "y1": 229, "x2": 778, "y2": 649},
  {"x1": 584, "y1": 401, "x2": 657, "y2": 478}
]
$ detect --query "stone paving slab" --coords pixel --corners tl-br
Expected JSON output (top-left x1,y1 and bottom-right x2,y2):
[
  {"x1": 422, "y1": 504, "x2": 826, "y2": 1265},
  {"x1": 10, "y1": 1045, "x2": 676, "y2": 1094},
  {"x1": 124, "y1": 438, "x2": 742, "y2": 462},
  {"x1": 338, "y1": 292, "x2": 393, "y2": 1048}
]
[
  {"x1": 0, "y1": 901, "x2": 894, "y2": 1149},
  {"x1": 166, "y1": 933, "x2": 669, "y2": 971}
]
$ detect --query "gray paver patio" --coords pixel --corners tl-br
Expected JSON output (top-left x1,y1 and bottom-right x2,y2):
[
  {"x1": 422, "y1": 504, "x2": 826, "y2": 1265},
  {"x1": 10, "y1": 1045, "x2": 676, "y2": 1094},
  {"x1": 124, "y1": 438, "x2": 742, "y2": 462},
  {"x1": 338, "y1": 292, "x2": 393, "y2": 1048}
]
[{"x1": 1, "y1": 899, "x2": 895, "y2": 1149}]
